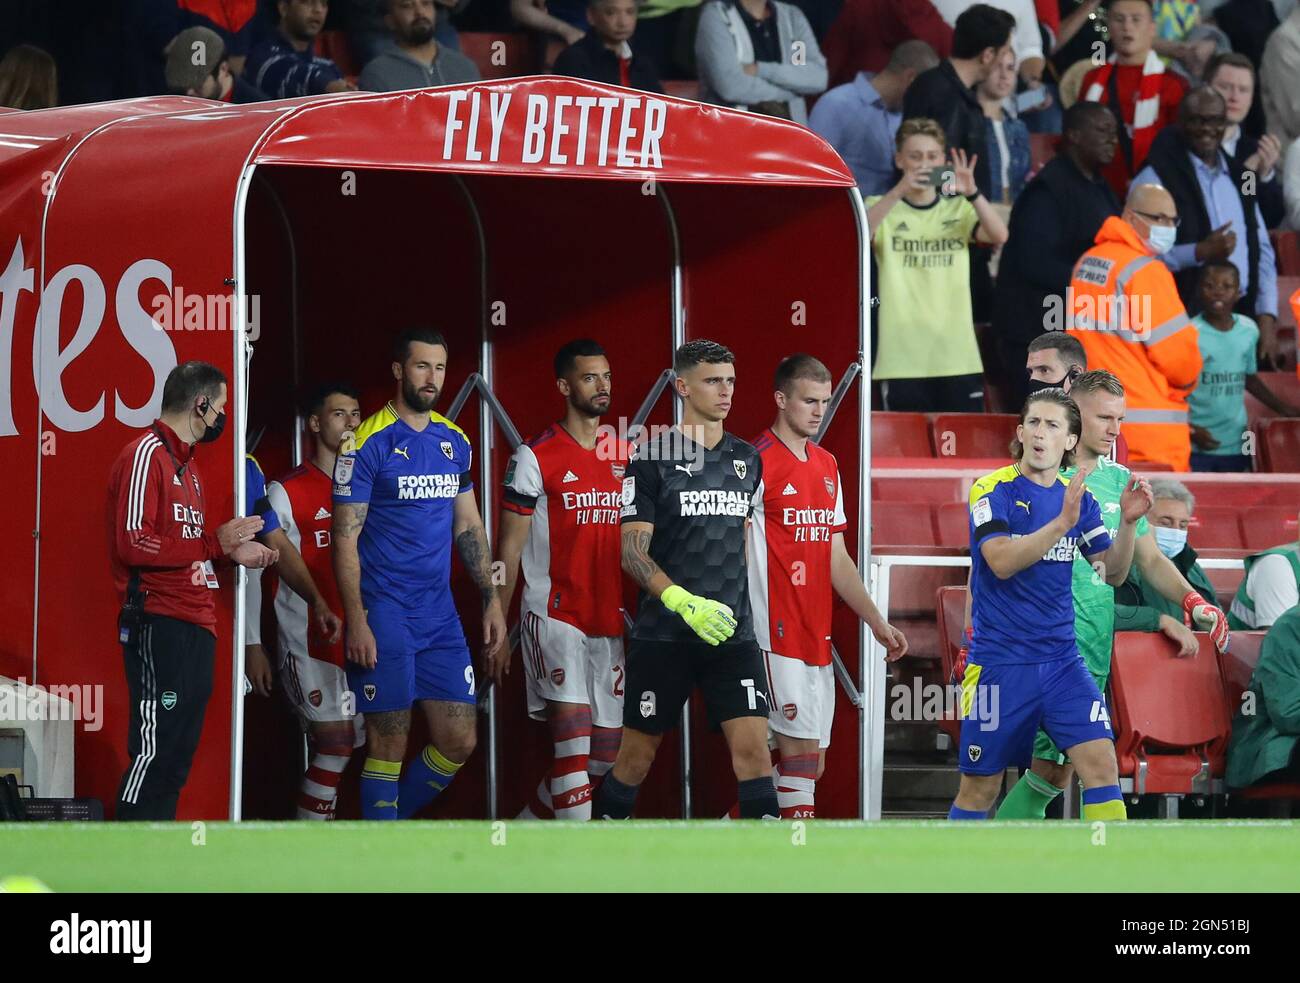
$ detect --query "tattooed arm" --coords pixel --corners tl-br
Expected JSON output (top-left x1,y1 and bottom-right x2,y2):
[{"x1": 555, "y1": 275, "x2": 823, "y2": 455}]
[
  {"x1": 621, "y1": 521, "x2": 673, "y2": 598},
  {"x1": 454, "y1": 490, "x2": 507, "y2": 669},
  {"x1": 332, "y1": 502, "x2": 377, "y2": 667}
]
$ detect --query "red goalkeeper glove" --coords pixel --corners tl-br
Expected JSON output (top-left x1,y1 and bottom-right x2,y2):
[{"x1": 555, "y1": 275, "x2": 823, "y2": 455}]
[
  {"x1": 1182, "y1": 590, "x2": 1230, "y2": 654},
  {"x1": 952, "y1": 626, "x2": 973, "y2": 683}
]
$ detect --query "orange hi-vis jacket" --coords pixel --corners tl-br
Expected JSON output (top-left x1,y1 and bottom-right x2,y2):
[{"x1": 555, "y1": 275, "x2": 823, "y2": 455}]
[{"x1": 1067, "y1": 216, "x2": 1202, "y2": 471}]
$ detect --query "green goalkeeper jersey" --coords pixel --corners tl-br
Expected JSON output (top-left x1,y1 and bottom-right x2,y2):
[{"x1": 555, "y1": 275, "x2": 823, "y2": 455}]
[{"x1": 1061, "y1": 457, "x2": 1149, "y2": 677}]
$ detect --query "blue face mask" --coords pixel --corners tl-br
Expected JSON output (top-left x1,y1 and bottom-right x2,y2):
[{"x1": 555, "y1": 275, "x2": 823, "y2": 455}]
[
  {"x1": 1153, "y1": 525, "x2": 1188, "y2": 559},
  {"x1": 1145, "y1": 223, "x2": 1177, "y2": 255}
]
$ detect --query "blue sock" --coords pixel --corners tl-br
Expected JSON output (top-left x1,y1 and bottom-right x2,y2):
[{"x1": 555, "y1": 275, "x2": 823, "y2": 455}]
[
  {"x1": 396, "y1": 745, "x2": 463, "y2": 819},
  {"x1": 360, "y1": 757, "x2": 402, "y2": 820},
  {"x1": 948, "y1": 804, "x2": 989, "y2": 820}
]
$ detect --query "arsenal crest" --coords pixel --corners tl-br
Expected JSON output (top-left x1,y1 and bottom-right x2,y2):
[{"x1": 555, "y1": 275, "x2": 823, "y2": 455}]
[
  {"x1": 611, "y1": 462, "x2": 626, "y2": 479},
  {"x1": 732, "y1": 459, "x2": 747, "y2": 480},
  {"x1": 824, "y1": 477, "x2": 835, "y2": 497},
  {"x1": 441, "y1": 440, "x2": 454, "y2": 460},
  {"x1": 550, "y1": 668, "x2": 566, "y2": 686},
  {"x1": 783, "y1": 703, "x2": 798, "y2": 721},
  {"x1": 308, "y1": 689, "x2": 323, "y2": 708}
]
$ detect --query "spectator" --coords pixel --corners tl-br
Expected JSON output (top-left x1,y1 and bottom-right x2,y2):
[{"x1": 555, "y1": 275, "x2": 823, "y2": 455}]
[
  {"x1": 809, "y1": 40, "x2": 939, "y2": 196},
  {"x1": 1260, "y1": 3, "x2": 1300, "y2": 145},
  {"x1": 1227, "y1": 605, "x2": 1300, "y2": 793},
  {"x1": 931, "y1": 0, "x2": 1048, "y2": 89},
  {"x1": 1051, "y1": 0, "x2": 1107, "y2": 79},
  {"x1": 1136, "y1": 86, "x2": 1280, "y2": 363},
  {"x1": 1229, "y1": 519, "x2": 1300, "y2": 630},
  {"x1": 694, "y1": 0, "x2": 827, "y2": 124},
  {"x1": 865, "y1": 118, "x2": 1009, "y2": 412},
  {"x1": 1212, "y1": 0, "x2": 1281, "y2": 71},
  {"x1": 1151, "y1": 0, "x2": 1226, "y2": 80},
  {"x1": 902, "y1": 3, "x2": 1016, "y2": 199},
  {"x1": 510, "y1": 0, "x2": 589, "y2": 46},
  {"x1": 823, "y1": 0, "x2": 953, "y2": 88},
  {"x1": 1079, "y1": 0, "x2": 1189, "y2": 199},
  {"x1": 551, "y1": 0, "x2": 663, "y2": 92},
  {"x1": 1284, "y1": 135, "x2": 1300, "y2": 230},
  {"x1": 1206, "y1": 52, "x2": 1285, "y2": 230},
  {"x1": 359, "y1": 0, "x2": 480, "y2": 89},
  {"x1": 164, "y1": 26, "x2": 266, "y2": 103},
  {"x1": 993, "y1": 102, "x2": 1121, "y2": 406},
  {"x1": 244, "y1": 0, "x2": 354, "y2": 98},
  {"x1": 977, "y1": 46, "x2": 1031, "y2": 203},
  {"x1": 0, "y1": 43, "x2": 56, "y2": 110},
  {"x1": 1188, "y1": 260, "x2": 1300, "y2": 469},
  {"x1": 1024, "y1": 330, "x2": 1088, "y2": 392},
  {"x1": 1112, "y1": 478, "x2": 1219, "y2": 641},
  {"x1": 344, "y1": 0, "x2": 473, "y2": 67},
  {"x1": 1066, "y1": 183, "x2": 1202, "y2": 471}
]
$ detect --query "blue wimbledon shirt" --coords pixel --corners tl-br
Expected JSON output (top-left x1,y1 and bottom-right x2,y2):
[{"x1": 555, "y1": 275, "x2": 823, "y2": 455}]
[
  {"x1": 967, "y1": 464, "x2": 1112, "y2": 665},
  {"x1": 333, "y1": 402, "x2": 473, "y2": 604}
]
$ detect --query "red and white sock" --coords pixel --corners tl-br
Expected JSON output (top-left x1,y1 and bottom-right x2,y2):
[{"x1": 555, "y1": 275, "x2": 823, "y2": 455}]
[
  {"x1": 297, "y1": 747, "x2": 350, "y2": 820},
  {"x1": 517, "y1": 778, "x2": 554, "y2": 820},
  {"x1": 775, "y1": 753, "x2": 818, "y2": 819},
  {"x1": 549, "y1": 704, "x2": 594, "y2": 820},
  {"x1": 588, "y1": 726, "x2": 620, "y2": 790}
]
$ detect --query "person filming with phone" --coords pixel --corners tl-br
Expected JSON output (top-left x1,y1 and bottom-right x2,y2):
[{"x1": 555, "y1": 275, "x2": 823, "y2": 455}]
[{"x1": 865, "y1": 117, "x2": 1009, "y2": 413}]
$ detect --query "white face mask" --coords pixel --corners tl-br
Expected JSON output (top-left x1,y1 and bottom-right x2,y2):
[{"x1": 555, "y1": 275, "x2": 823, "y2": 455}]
[
  {"x1": 1153, "y1": 525, "x2": 1188, "y2": 559},
  {"x1": 1144, "y1": 222, "x2": 1177, "y2": 255}
]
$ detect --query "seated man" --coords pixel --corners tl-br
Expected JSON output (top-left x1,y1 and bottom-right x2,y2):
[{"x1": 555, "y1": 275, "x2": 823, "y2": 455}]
[
  {"x1": 552, "y1": 0, "x2": 663, "y2": 93},
  {"x1": 1226, "y1": 605, "x2": 1300, "y2": 790},
  {"x1": 244, "y1": 0, "x2": 354, "y2": 99},
  {"x1": 165, "y1": 26, "x2": 266, "y2": 103},
  {"x1": 1113, "y1": 478, "x2": 1217, "y2": 639},
  {"x1": 1230, "y1": 520, "x2": 1300, "y2": 631},
  {"x1": 359, "y1": 0, "x2": 480, "y2": 90}
]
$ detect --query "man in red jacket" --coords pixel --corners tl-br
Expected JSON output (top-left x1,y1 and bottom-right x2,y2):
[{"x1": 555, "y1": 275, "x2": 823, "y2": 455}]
[{"x1": 107, "y1": 360, "x2": 277, "y2": 820}]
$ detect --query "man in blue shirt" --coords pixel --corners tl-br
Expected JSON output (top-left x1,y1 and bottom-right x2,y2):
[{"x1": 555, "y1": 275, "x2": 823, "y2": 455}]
[
  {"x1": 244, "y1": 0, "x2": 355, "y2": 99},
  {"x1": 951, "y1": 388, "x2": 1152, "y2": 821},
  {"x1": 1136, "y1": 86, "x2": 1279, "y2": 365},
  {"x1": 809, "y1": 39, "x2": 938, "y2": 195},
  {"x1": 332, "y1": 328, "x2": 506, "y2": 820}
]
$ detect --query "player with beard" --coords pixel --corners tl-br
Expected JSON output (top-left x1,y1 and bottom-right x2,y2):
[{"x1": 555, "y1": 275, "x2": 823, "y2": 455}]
[
  {"x1": 332, "y1": 329, "x2": 506, "y2": 820},
  {"x1": 498, "y1": 339, "x2": 630, "y2": 820}
]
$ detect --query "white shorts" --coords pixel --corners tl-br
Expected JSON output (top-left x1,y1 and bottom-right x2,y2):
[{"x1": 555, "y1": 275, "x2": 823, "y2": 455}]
[
  {"x1": 763, "y1": 651, "x2": 835, "y2": 749},
  {"x1": 278, "y1": 647, "x2": 363, "y2": 737},
  {"x1": 520, "y1": 610, "x2": 624, "y2": 728}
]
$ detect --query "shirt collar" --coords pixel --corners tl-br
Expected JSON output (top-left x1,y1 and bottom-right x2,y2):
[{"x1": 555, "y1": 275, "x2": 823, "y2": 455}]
[
  {"x1": 153, "y1": 419, "x2": 195, "y2": 462},
  {"x1": 1188, "y1": 148, "x2": 1228, "y2": 177},
  {"x1": 853, "y1": 72, "x2": 885, "y2": 108}
]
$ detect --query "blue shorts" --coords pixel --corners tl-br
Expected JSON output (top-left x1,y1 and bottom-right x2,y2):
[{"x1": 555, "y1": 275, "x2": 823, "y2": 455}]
[
  {"x1": 957, "y1": 656, "x2": 1112, "y2": 775},
  {"x1": 347, "y1": 601, "x2": 475, "y2": 714}
]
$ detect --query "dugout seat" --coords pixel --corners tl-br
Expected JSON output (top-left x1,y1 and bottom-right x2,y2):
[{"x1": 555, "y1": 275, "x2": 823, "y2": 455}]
[
  {"x1": 1110, "y1": 632, "x2": 1231, "y2": 797},
  {"x1": 1188, "y1": 507, "x2": 1246, "y2": 549},
  {"x1": 934, "y1": 586, "x2": 967, "y2": 743},
  {"x1": 872, "y1": 412, "x2": 933, "y2": 457},
  {"x1": 935, "y1": 502, "x2": 970, "y2": 550},
  {"x1": 1241, "y1": 507, "x2": 1298, "y2": 550},
  {"x1": 873, "y1": 477, "x2": 966, "y2": 504},
  {"x1": 1258, "y1": 418, "x2": 1300, "y2": 472},
  {"x1": 872, "y1": 502, "x2": 936, "y2": 546},
  {"x1": 930, "y1": 413, "x2": 1018, "y2": 459}
]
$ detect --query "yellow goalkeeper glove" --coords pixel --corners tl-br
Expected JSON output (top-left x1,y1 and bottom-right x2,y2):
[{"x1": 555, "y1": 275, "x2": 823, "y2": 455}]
[{"x1": 660, "y1": 585, "x2": 737, "y2": 646}]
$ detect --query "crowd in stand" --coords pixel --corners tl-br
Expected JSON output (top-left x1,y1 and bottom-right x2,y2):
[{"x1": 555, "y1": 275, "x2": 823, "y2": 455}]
[{"x1": 4, "y1": 0, "x2": 1300, "y2": 472}]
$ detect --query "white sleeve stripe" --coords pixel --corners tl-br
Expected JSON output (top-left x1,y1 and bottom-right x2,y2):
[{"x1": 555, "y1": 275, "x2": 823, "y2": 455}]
[
  {"x1": 126, "y1": 435, "x2": 161, "y2": 532},
  {"x1": 1080, "y1": 525, "x2": 1107, "y2": 544}
]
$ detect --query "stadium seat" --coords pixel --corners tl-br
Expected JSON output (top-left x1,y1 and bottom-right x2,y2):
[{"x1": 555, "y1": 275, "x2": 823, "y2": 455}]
[
  {"x1": 316, "y1": 30, "x2": 360, "y2": 77},
  {"x1": 459, "y1": 33, "x2": 534, "y2": 79},
  {"x1": 1028, "y1": 132, "x2": 1057, "y2": 170},
  {"x1": 872, "y1": 412, "x2": 933, "y2": 457},
  {"x1": 930, "y1": 413, "x2": 1018, "y2": 459},
  {"x1": 1272, "y1": 231, "x2": 1300, "y2": 277},
  {"x1": 1187, "y1": 507, "x2": 1245, "y2": 549},
  {"x1": 872, "y1": 502, "x2": 936, "y2": 546},
  {"x1": 1110, "y1": 632, "x2": 1231, "y2": 797},
  {"x1": 1218, "y1": 631, "x2": 1266, "y2": 715},
  {"x1": 1259, "y1": 418, "x2": 1300, "y2": 472},
  {"x1": 662, "y1": 80, "x2": 701, "y2": 101},
  {"x1": 935, "y1": 502, "x2": 970, "y2": 550},
  {"x1": 1241, "y1": 507, "x2": 1298, "y2": 550},
  {"x1": 934, "y1": 586, "x2": 967, "y2": 742}
]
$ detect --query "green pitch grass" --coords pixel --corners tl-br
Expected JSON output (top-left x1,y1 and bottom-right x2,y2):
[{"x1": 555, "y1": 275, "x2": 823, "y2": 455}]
[{"x1": 3, "y1": 821, "x2": 1298, "y2": 892}]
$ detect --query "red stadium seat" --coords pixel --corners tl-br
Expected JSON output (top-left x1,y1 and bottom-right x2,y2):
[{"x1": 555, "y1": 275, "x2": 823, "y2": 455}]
[
  {"x1": 1259, "y1": 418, "x2": 1300, "y2": 472},
  {"x1": 459, "y1": 32, "x2": 534, "y2": 79},
  {"x1": 1028, "y1": 132, "x2": 1057, "y2": 170},
  {"x1": 1110, "y1": 632, "x2": 1231, "y2": 796},
  {"x1": 872, "y1": 412, "x2": 933, "y2": 457},
  {"x1": 935, "y1": 502, "x2": 970, "y2": 549},
  {"x1": 1245, "y1": 371, "x2": 1300, "y2": 431},
  {"x1": 1219, "y1": 631, "x2": 1266, "y2": 716},
  {"x1": 662, "y1": 80, "x2": 701, "y2": 101},
  {"x1": 316, "y1": 30, "x2": 360, "y2": 77},
  {"x1": 1241, "y1": 507, "x2": 1298, "y2": 550},
  {"x1": 1272, "y1": 231, "x2": 1300, "y2": 277},
  {"x1": 931, "y1": 413, "x2": 1018, "y2": 459},
  {"x1": 934, "y1": 586, "x2": 967, "y2": 742},
  {"x1": 872, "y1": 502, "x2": 936, "y2": 546},
  {"x1": 1187, "y1": 507, "x2": 1245, "y2": 549}
]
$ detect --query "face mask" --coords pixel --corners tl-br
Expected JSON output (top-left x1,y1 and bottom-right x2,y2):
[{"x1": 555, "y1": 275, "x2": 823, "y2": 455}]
[
  {"x1": 1027, "y1": 374, "x2": 1067, "y2": 396},
  {"x1": 196, "y1": 400, "x2": 226, "y2": 444},
  {"x1": 1153, "y1": 526, "x2": 1188, "y2": 559},
  {"x1": 1144, "y1": 223, "x2": 1177, "y2": 255}
]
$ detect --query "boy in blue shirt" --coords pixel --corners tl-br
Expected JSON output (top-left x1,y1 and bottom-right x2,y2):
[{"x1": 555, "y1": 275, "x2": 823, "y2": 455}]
[{"x1": 1189, "y1": 261, "x2": 1300, "y2": 472}]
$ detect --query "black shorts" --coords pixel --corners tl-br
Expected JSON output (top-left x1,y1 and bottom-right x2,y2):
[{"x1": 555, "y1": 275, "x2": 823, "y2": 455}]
[{"x1": 623, "y1": 637, "x2": 770, "y2": 734}]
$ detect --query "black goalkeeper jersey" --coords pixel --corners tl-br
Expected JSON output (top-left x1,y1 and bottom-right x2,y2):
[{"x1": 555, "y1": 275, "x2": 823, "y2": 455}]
[{"x1": 620, "y1": 427, "x2": 762, "y2": 644}]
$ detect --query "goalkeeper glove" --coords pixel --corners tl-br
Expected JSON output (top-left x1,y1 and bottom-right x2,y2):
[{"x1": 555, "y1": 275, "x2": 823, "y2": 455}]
[
  {"x1": 952, "y1": 626, "x2": 973, "y2": 684},
  {"x1": 661, "y1": 585, "x2": 737, "y2": 646},
  {"x1": 1182, "y1": 590, "x2": 1230, "y2": 654}
]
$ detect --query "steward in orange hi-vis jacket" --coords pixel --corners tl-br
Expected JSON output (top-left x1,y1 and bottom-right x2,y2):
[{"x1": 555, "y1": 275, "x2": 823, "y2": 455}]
[{"x1": 1067, "y1": 187, "x2": 1202, "y2": 472}]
